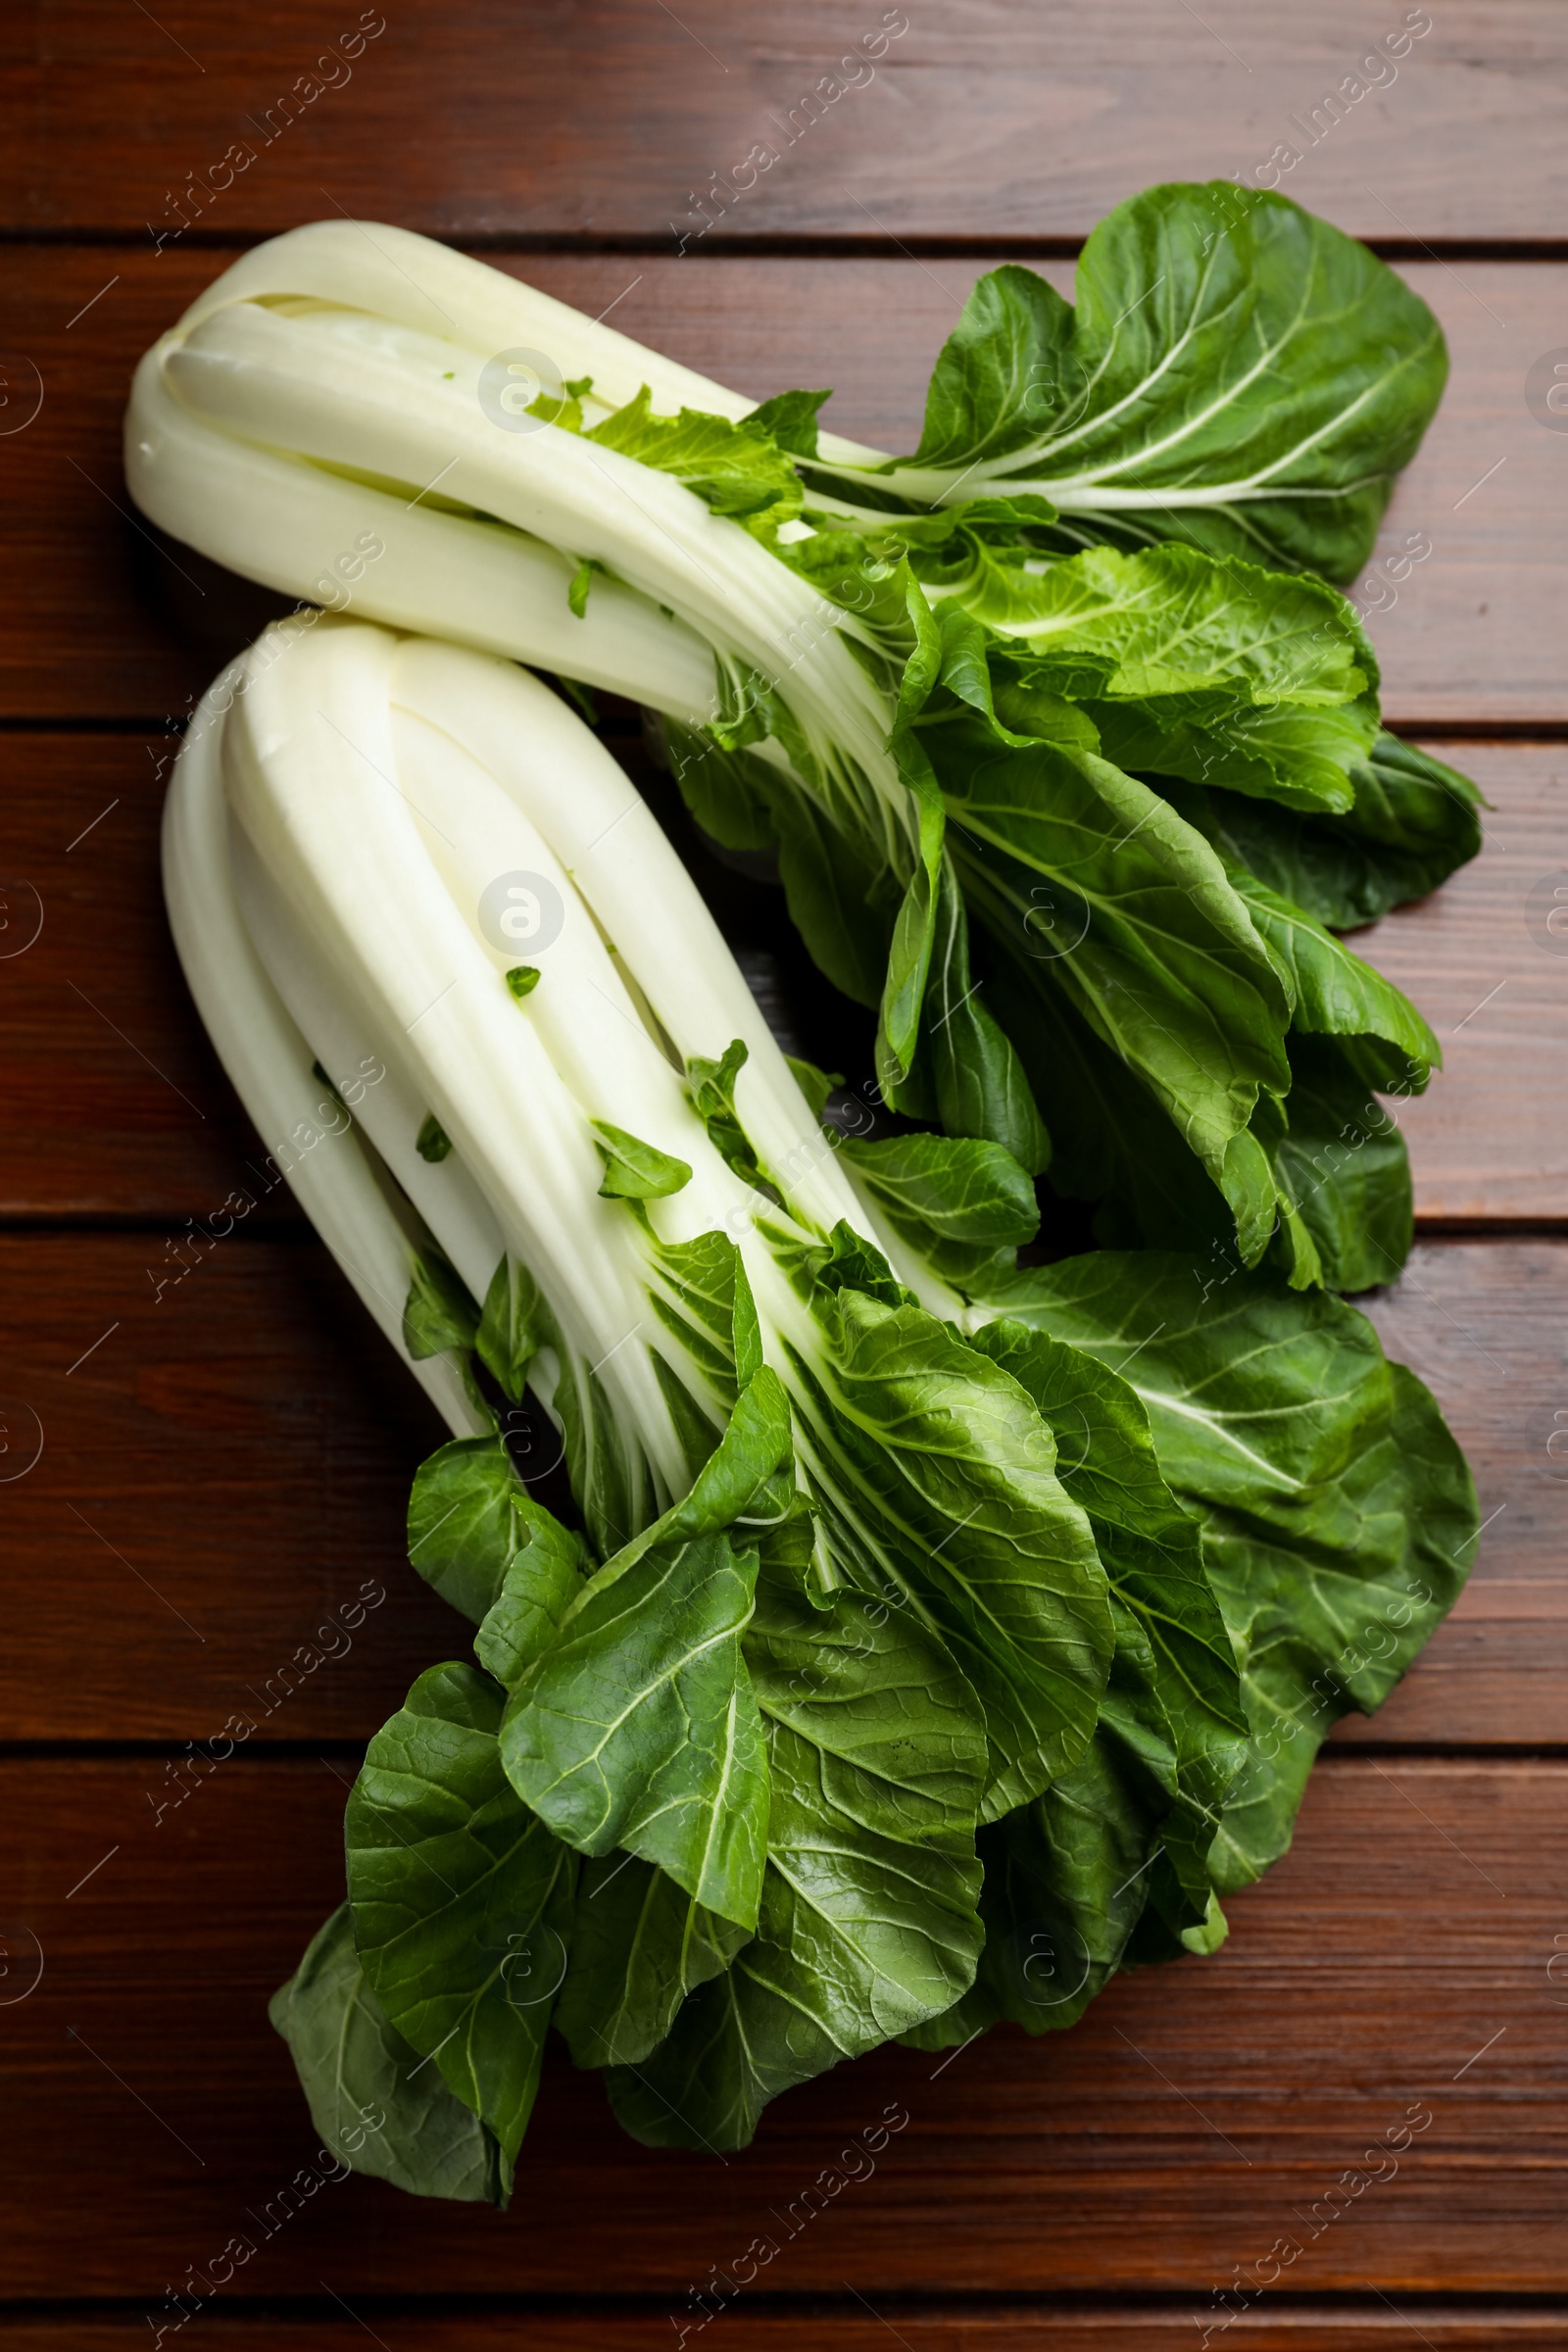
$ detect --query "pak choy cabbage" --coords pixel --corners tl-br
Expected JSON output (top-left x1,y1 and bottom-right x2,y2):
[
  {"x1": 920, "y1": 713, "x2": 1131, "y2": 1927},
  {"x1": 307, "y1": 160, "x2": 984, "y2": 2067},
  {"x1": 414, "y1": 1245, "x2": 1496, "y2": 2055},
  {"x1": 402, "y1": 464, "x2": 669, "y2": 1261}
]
[
  {"x1": 126, "y1": 178, "x2": 1483, "y2": 1299},
  {"x1": 166, "y1": 617, "x2": 1476, "y2": 2196}
]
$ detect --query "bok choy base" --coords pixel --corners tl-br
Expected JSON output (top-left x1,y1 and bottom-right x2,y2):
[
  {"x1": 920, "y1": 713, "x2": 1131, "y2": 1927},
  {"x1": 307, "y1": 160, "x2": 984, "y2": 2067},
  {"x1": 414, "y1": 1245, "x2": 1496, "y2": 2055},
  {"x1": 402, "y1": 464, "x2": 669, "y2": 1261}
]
[{"x1": 165, "y1": 616, "x2": 1475, "y2": 2189}]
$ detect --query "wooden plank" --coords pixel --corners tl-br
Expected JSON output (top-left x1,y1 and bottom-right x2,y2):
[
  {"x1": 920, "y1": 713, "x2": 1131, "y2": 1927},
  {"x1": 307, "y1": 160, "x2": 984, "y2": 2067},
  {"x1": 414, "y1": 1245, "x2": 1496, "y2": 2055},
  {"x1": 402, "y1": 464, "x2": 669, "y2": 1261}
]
[
  {"x1": 0, "y1": 1235, "x2": 1562, "y2": 1743},
  {"x1": 1349, "y1": 1239, "x2": 1568, "y2": 1740},
  {"x1": 0, "y1": 1233, "x2": 464, "y2": 1741},
  {"x1": 2, "y1": 2314, "x2": 1566, "y2": 2349},
  {"x1": 1361, "y1": 745, "x2": 1568, "y2": 1221},
  {"x1": 1, "y1": 1756, "x2": 1562, "y2": 2297},
  {"x1": 5, "y1": 736, "x2": 1561, "y2": 1221},
  {"x1": 5, "y1": 4, "x2": 1568, "y2": 244},
  {"x1": 0, "y1": 734, "x2": 308, "y2": 1216},
  {"x1": 1, "y1": 249, "x2": 1565, "y2": 720}
]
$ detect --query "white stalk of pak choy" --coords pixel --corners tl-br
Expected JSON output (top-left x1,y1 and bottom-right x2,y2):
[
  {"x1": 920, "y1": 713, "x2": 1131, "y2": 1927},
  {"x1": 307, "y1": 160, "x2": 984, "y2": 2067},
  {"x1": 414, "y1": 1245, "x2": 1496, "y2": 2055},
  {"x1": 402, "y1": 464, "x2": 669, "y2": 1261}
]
[
  {"x1": 126, "y1": 186, "x2": 1480, "y2": 1295},
  {"x1": 170, "y1": 619, "x2": 1475, "y2": 2184}
]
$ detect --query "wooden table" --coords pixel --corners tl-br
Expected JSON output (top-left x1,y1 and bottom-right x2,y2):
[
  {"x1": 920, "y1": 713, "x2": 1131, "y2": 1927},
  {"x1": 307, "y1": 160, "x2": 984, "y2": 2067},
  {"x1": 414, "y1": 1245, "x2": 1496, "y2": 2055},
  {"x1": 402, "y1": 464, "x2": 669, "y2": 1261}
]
[{"x1": 3, "y1": 5, "x2": 1566, "y2": 2344}]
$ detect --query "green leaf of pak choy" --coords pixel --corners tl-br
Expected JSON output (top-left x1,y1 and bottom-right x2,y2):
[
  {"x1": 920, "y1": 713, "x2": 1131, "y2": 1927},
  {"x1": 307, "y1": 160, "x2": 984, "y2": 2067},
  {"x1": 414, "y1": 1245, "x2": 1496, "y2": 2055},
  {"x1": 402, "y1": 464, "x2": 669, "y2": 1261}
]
[
  {"x1": 270, "y1": 1902, "x2": 511, "y2": 2205},
  {"x1": 555, "y1": 1854, "x2": 750, "y2": 2070},
  {"x1": 402, "y1": 1246, "x2": 481, "y2": 1362},
  {"x1": 497, "y1": 1368, "x2": 795, "y2": 1928},
  {"x1": 591, "y1": 1119, "x2": 694, "y2": 1201},
  {"x1": 605, "y1": 1564, "x2": 988, "y2": 2150},
  {"x1": 346, "y1": 1661, "x2": 578, "y2": 2168}
]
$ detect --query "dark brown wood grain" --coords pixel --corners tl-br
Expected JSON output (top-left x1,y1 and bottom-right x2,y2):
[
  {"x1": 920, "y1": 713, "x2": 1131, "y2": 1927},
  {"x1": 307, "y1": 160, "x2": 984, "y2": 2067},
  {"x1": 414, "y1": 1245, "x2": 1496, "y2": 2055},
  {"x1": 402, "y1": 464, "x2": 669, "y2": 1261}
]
[
  {"x1": 0, "y1": 1231, "x2": 461, "y2": 1740},
  {"x1": 1, "y1": 248, "x2": 1565, "y2": 720},
  {"x1": 0, "y1": 733, "x2": 298, "y2": 1217},
  {"x1": 3, "y1": 1756, "x2": 1563, "y2": 2301},
  {"x1": 6, "y1": 2, "x2": 1568, "y2": 244},
  {"x1": 1, "y1": 2317, "x2": 1565, "y2": 2349}
]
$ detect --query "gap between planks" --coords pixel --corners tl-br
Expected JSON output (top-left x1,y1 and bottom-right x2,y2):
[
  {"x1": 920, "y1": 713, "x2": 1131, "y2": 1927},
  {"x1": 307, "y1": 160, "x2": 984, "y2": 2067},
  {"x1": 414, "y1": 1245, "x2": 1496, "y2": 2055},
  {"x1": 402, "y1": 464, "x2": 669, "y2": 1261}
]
[{"x1": 8, "y1": 226, "x2": 1568, "y2": 264}]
